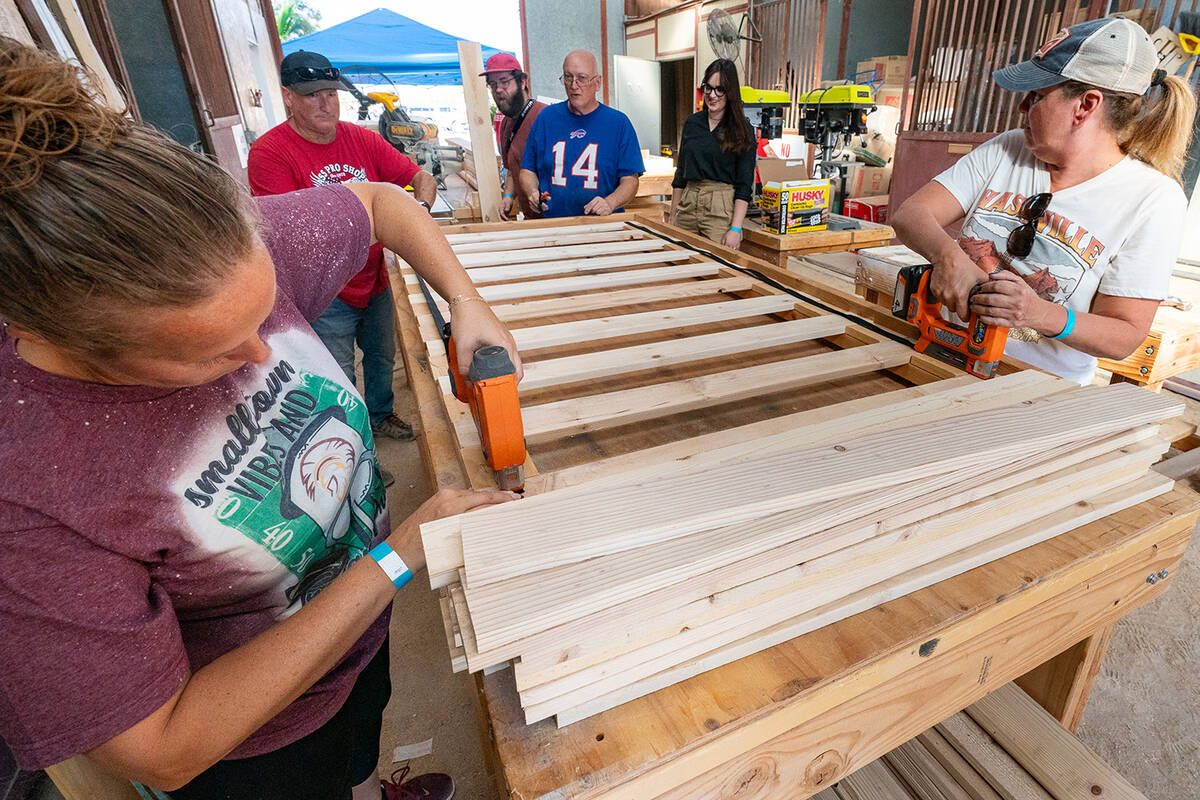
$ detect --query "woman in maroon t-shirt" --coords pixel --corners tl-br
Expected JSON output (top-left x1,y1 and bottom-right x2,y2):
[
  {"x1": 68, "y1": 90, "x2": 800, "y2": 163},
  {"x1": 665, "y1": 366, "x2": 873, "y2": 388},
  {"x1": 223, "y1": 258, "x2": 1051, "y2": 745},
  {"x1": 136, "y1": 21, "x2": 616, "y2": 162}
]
[{"x1": 0, "y1": 38, "x2": 520, "y2": 800}]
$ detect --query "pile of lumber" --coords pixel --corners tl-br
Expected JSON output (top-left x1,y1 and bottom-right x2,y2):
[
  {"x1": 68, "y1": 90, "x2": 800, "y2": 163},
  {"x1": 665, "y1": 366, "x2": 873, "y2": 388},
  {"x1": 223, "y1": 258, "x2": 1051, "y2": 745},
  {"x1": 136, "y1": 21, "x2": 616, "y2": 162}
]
[
  {"x1": 449, "y1": 134, "x2": 500, "y2": 191},
  {"x1": 422, "y1": 376, "x2": 1182, "y2": 727},
  {"x1": 828, "y1": 682, "x2": 1149, "y2": 800}
]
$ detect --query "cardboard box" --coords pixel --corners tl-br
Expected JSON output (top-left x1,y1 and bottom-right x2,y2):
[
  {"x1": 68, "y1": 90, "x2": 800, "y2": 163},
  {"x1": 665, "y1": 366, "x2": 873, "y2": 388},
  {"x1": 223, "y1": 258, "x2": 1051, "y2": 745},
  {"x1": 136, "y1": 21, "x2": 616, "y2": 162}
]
[
  {"x1": 760, "y1": 179, "x2": 830, "y2": 234},
  {"x1": 756, "y1": 157, "x2": 810, "y2": 186},
  {"x1": 856, "y1": 56, "x2": 908, "y2": 85},
  {"x1": 844, "y1": 164, "x2": 892, "y2": 198},
  {"x1": 843, "y1": 194, "x2": 889, "y2": 224}
]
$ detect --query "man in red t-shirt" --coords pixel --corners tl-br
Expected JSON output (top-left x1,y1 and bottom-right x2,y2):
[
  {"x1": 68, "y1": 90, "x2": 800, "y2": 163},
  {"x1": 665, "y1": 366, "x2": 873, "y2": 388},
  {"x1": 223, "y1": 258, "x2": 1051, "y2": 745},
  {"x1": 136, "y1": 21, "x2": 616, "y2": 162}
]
[
  {"x1": 482, "y1": 53, "x2": 545, "y2": 220},
  {"x1": 249, "y1": 51, "x2": 437, "y2": 452}
]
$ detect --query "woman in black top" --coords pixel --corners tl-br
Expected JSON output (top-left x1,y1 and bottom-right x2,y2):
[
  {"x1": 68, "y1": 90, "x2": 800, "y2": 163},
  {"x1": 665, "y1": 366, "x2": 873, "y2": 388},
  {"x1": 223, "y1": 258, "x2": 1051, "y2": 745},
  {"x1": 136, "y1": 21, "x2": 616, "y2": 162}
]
[{"x1": 669, "y1": 59, "x2": 757, "y2": 248}]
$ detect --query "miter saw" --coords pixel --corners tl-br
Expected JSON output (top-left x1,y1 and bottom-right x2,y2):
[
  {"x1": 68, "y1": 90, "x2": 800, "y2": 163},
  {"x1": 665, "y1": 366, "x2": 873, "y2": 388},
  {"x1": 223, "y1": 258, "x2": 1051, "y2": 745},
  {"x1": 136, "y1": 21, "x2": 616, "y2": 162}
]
[
  {"x1": 338, "y1": 66, "x2": 463, "y2": 189},
  {"x1": 797, "y1": 84, "x2": 876, "y2": 212}
]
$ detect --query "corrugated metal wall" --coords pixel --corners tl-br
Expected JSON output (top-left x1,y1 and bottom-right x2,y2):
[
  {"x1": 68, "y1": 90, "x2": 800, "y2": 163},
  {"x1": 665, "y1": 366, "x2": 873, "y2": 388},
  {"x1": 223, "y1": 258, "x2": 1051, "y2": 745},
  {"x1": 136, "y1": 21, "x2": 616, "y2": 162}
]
[{"x1": 905, "y1": 0, "x2": 1200, "y2": 133}]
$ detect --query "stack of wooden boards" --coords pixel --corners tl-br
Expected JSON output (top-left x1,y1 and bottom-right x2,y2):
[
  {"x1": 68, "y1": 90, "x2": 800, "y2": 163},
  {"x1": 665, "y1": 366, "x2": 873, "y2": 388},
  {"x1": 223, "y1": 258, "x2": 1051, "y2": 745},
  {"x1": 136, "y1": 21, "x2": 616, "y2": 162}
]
[
  {"x1": 421, "y1": 375, "x2": 1181, "y2": 727},
  {"x1": 826, "y1": 682, "x2": 1150, "y2": 800}
]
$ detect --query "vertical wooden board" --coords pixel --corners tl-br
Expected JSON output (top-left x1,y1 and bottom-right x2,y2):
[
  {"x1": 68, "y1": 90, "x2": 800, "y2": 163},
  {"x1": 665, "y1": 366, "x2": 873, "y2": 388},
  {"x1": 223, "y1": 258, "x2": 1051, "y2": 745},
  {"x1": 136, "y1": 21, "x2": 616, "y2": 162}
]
[
  {"x1": 1013, "y1": 625, "x2": 1112, "y2": 733},
  {"x1": 457, "y1": 41, "x2": 503, "y2": 222}
]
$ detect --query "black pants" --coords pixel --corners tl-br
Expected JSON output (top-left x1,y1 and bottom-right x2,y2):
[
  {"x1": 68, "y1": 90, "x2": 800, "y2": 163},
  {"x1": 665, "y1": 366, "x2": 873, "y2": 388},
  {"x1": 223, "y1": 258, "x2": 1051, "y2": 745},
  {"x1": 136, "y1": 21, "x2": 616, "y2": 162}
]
[{"x1": 168, "y1": 637, "x2": 391, "y2": 800}]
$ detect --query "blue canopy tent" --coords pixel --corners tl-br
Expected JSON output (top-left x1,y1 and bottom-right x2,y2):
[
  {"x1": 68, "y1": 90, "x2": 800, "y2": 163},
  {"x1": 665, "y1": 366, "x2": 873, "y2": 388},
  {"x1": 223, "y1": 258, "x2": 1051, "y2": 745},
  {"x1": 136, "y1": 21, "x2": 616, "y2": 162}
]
[{"x1": 282, "y1": 8, "x2": 512, "y2": 86}]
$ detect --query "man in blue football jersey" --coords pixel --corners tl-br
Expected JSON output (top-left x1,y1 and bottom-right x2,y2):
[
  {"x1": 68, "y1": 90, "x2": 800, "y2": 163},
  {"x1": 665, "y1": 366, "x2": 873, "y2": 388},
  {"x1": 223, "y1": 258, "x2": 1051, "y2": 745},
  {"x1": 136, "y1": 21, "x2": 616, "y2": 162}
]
[{"x1": 519, "y1": 50, "x2": 644, "y2": 218}]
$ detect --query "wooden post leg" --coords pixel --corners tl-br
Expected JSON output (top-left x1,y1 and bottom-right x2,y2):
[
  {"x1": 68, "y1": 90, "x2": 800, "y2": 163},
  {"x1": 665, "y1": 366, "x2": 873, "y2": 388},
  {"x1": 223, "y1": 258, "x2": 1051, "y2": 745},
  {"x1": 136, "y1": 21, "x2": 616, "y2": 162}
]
[
  {"x1": 45, "y1": 755, "x2": 142, "y2": 800},
  {"x1": 1014, "y1": 622, "x2": 1114, "y2": 732}
]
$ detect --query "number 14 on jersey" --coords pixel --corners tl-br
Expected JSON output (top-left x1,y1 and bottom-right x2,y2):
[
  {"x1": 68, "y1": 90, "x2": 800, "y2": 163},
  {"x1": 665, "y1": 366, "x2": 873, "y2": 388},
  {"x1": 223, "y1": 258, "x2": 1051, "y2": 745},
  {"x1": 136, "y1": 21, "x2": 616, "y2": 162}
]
[{"x1": 551, "y1": 141, "x2": 599, "y2": 189}]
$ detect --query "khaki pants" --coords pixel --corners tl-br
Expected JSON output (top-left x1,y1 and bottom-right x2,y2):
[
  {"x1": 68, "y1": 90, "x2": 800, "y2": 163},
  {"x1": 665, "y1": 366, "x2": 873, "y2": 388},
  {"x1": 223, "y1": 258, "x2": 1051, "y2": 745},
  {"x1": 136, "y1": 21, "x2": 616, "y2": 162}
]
[{"x1": 676, "y1": 180, "x2": 735, "y2": 243}]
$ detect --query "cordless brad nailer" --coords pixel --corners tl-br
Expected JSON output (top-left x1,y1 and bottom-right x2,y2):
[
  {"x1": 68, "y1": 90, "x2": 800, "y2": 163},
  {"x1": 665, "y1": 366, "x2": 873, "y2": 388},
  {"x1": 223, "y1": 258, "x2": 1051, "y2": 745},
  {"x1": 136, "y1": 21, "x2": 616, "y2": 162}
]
[
  {"x1": 444, "y1": 324, "x2": 526, "y2": 490},
  {"x1": 891, "y1": 264, "x2": 1008, "y2": 379}
]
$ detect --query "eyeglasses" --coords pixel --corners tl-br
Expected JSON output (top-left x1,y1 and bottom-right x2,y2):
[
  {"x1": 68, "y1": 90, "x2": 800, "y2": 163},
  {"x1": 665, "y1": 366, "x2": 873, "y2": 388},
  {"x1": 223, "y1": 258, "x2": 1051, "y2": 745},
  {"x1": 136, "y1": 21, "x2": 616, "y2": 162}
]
[
  {"x1": 701, "y1": 84, "x2": 727, "y2": 97},
  {"x1": 1006, "y1": 192, "x2": 1052, "y2": 258},
  {"x1": 487, "y1": 75, "x2": 516, "y2": 91},
  {"x1": 561, "y1": 73, "x2": 597, "y2": 87},
  {"x1": 282, "y1": 66, "x2": 340, "y2": 83}
]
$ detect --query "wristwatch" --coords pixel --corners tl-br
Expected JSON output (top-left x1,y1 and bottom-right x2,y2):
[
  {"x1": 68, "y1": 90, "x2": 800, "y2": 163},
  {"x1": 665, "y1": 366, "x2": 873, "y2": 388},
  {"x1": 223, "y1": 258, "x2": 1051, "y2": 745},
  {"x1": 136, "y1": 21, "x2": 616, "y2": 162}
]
[{"x1": 417, "y1": 199, "x2": 431, "y2": 211}]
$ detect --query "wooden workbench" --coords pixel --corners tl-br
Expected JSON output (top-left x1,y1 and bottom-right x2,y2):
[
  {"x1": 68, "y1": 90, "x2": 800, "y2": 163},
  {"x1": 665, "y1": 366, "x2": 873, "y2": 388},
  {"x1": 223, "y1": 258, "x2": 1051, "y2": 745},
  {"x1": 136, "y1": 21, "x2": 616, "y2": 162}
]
[
  {"x1": 739, "y1": 214, "x2": 895, "y2": 268},
  {"x1": 390, "y1": 213, "x2": 1199, "y2": 800}
]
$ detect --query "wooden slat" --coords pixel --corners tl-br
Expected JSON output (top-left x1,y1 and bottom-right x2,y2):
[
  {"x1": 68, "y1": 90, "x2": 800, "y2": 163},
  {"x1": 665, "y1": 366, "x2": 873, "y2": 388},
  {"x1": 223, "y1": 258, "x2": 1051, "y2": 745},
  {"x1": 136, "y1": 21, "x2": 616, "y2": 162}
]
[
  {"x1": 506, "y1": 430, "x2": 1160, "y2": 688},
  {"x1": 517, "y1": 341, "x2": 913, "y2": 445},
  {"x1": 461, "y1": 250, "x2": 694, "y2": 284},
  {"x1": 936, "y1": 713, "x2": 1055, "y2": 800},
  {"x1": 409, "y1": 263, "x2": 723, "y2": 304},
  {"x1": 460, "y1": 384, "x2": 1180, "y2": 590},
  {"x1": 550, "y1": 474, "x2": 1172, "y2": 725},
  {"x1": 470, "y1": 277, "x2": 756, "y2": 323},
  {"x1": 839, "y1": 758, "x2": 918, "y2": 800},
  {"x1": 456, "y1": 239, "x2": 664, "y2": 268},
  {"x1": 884, "y1": 738, "x2": 976, "y2": 800},
  {"x1": 457, "y1": 41, "x2": 503, "y2": 221},
  {"x1": 517, "y1": 316, "x2": 848, "y2": 391},
  {"x1": 915, "y1": 729, "x2": 1004, "y2": 800},
  {"x1": 403, "y1": 250, "x2": 695, "y2": 286},
  {"x1": 506, "y1": 295, "x2": 799, "y2": 351},
  {"x1": 513, "y1": 446, "x2": 1161, "y2": 720},
  {"x1": 451, "y1": 229, "x2": 640, "y2": 253},
  {"x1": 965, "y1": 683, "x2": 1149, "y2": 800},
  {"x1": 424, "y1": 372, "x2": 1056, "y2": 590},
  {"x1": 442, "y1": 220, "x2": 627, "y2": 244},
  {"x1": 524, "y1": 371, "x2": 1064, "y2": 494}
]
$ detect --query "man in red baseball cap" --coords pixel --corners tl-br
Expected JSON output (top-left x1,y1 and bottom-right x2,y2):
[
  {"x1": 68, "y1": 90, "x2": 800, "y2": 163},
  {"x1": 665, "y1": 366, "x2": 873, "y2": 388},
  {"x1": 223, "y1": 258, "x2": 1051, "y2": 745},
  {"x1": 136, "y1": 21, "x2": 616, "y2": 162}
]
[{"x1": 481, "y1": 53, "x2": 545, "y2": 219}]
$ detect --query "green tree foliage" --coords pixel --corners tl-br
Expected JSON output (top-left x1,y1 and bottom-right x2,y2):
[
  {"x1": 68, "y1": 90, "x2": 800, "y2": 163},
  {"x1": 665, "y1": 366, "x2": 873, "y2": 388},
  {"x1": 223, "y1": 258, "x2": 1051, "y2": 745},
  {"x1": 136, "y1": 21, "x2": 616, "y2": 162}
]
[{"x1": 273, "y1": 0, "x2": 322, "y2": 41}]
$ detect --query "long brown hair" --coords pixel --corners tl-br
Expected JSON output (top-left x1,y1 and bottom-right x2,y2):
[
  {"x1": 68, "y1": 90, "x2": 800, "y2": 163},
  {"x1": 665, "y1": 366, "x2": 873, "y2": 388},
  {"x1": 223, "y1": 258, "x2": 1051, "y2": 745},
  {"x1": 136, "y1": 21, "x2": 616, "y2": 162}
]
[
  {"x1": 702, "y1": 59, "x2": 754, "y2": 154},
  {"x1": 1061, "y1": 75, "x2": 1196, "y2": 182},
  {"x1": 0, "y1": 36, "x2": 260, "y2": 358}
]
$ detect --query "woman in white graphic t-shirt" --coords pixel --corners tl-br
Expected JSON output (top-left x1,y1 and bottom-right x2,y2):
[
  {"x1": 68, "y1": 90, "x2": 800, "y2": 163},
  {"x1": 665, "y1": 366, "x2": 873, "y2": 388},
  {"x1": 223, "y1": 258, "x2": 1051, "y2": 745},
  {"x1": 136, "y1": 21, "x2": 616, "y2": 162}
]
[{"x1": 892, "y1": 17, "x2": 1195, "y2": 384}]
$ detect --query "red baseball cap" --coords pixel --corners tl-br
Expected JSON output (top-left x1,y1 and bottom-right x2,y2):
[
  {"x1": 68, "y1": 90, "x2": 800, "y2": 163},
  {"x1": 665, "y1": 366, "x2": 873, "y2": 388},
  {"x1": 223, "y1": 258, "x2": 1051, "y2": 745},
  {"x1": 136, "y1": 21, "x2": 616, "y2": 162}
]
[{"x1": 480, "y1": 53, "x2": 523, "y2": 75}]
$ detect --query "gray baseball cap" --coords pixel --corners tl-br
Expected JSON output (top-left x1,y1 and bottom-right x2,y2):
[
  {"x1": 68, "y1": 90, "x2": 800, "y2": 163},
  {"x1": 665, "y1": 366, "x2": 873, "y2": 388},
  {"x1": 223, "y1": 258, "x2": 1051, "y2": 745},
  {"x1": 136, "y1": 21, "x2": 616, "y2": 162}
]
[{"x1": 994, "y1": 17, "x2": 1159, "y2": 95}]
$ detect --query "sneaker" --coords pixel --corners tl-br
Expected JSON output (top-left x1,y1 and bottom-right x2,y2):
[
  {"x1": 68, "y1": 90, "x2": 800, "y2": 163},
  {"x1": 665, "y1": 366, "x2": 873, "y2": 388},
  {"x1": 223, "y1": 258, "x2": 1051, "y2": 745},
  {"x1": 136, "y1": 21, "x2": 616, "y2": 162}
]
[
  {"x1": 380, "y1": 467, "x2": 396, "y2": 489},
  {"x1": 372, "y1": 414, "x2": 414, "y2": 441},
  {"x1": 381, "y1": 765, "x2": 455, "y2": 800}
]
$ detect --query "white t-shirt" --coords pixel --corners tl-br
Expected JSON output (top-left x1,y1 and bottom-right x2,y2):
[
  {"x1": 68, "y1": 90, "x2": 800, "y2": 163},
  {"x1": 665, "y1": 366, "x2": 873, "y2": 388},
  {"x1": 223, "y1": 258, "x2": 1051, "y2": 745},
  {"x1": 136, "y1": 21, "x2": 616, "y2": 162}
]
[{"x1": 934, "y1": 129, "x2": 1185, "y2": 384}]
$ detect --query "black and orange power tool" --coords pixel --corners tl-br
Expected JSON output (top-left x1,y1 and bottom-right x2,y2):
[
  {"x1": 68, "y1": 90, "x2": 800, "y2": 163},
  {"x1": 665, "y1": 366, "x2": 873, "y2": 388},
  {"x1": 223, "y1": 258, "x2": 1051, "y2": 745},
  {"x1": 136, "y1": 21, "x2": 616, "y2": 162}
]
[
  {"x1": 891, "y1": 264, "x2": 1008, "y2": 379},
  {"x1": 445, "y1": 326, "x2": 526, "y2": 491}
]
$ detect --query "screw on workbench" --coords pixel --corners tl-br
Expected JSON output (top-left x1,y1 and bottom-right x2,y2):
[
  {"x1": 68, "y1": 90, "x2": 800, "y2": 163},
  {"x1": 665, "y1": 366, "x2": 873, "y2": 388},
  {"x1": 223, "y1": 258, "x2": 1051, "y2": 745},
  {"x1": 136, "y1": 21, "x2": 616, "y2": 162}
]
[
  {"x1": 1146, "y1": 573, "x2": 1158, "y2": 585},
  {"x1": 1158, "y1": 569, "x2": 1169, "y2": 580},
  {"x1": 1145, "y1": 345, "x2": 1155, "y2": 355},
  {"x1": 1139, "y1": 366, "x2": 1150, "y2": 375}
]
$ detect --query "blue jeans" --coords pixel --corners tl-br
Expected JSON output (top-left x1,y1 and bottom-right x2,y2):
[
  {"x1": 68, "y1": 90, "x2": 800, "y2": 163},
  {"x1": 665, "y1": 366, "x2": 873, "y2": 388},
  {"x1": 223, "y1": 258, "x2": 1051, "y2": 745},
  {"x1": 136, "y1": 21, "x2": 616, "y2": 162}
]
[{"x1": 310, "y1": 288, "x2": 397, "y2": 426}]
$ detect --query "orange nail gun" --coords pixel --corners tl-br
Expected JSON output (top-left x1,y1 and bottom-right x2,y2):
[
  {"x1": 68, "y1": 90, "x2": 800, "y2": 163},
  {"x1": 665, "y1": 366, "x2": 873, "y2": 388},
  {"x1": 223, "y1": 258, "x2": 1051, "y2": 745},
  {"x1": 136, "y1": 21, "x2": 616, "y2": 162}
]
[
  {"x1": 445, "y1": 326, "x2": 526, "y2": 490},
  {"x1": 891, "y1": 264, "x2": 1007, "y2": 379}
]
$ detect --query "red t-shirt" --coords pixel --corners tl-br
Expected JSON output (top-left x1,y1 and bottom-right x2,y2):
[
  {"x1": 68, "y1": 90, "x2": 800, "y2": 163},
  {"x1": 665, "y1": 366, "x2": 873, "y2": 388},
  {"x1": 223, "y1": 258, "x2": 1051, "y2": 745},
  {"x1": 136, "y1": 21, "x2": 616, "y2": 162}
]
[
  {"x1": 247, "y1": 121, "x2": 420, "y2": 307},
  {"x1": 0, "y1": 186, "x2": 392, "y2": 768},
  {"x1": 498, "y1": 101, "x2": 546, "y2": 218}
]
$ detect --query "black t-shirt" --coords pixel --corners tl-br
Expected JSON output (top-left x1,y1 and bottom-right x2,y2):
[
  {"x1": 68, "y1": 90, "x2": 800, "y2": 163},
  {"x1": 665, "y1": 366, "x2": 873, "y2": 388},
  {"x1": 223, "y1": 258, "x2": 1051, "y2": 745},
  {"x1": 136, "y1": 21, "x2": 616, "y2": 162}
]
[{"x1": 671, "y1": 111, "x2": 756, "y2": 202}]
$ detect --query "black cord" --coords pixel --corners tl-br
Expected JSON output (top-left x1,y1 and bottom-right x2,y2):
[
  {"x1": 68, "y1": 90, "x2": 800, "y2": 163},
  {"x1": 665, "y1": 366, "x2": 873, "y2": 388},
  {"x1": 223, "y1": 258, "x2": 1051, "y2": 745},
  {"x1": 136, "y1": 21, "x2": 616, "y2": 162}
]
[
  {"x1": 624, "y1": 221, "x2": 915, "y2": 347},
  {"x1": 414, "y1": 273, "x2": 452, "y2": 353}
]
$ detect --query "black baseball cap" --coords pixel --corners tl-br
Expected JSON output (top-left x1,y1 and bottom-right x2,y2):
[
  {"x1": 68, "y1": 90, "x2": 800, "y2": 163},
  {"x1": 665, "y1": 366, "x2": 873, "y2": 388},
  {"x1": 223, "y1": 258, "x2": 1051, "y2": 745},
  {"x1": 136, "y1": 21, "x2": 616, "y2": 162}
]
[{"x1": 280, "y1": 51, "x2": 343, "y2": 95}]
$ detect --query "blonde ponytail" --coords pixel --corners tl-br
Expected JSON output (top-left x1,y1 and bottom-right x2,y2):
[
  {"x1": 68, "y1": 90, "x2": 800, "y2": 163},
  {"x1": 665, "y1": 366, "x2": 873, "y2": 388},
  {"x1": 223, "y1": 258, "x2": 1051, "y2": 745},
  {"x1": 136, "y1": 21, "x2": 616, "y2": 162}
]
[
  {"x1": 1122, "y1": 75, "x2": 1196, "y2": 182},
  {"x1": 1063, "y1": 76, "x2": 1197, "y2": 182}
]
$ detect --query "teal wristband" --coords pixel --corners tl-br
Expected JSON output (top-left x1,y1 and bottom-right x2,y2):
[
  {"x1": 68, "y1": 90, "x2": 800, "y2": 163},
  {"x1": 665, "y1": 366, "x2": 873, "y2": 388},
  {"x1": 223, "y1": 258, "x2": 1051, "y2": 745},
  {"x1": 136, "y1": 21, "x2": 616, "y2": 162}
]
[
  {"x1": 369, "y1": 542, "x2": 413, "y2": 589},
  {"x1": 503, "y1": 192, "x2": 514, "y2": 198},
  {"x1": 1050, "y1": 307, "x2": 1076, "y2": 340},
  {"x1": 729, "y1": 225, "x2": 742, "y2": 233}
]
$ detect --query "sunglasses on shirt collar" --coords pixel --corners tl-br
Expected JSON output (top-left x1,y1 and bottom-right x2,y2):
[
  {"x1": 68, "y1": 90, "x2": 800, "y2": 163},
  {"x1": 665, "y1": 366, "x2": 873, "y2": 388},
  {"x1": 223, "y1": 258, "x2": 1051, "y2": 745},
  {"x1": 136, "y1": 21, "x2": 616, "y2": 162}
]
[{"x1": 1006, "y1": 192, "x2": 1052, "y2": 258}]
